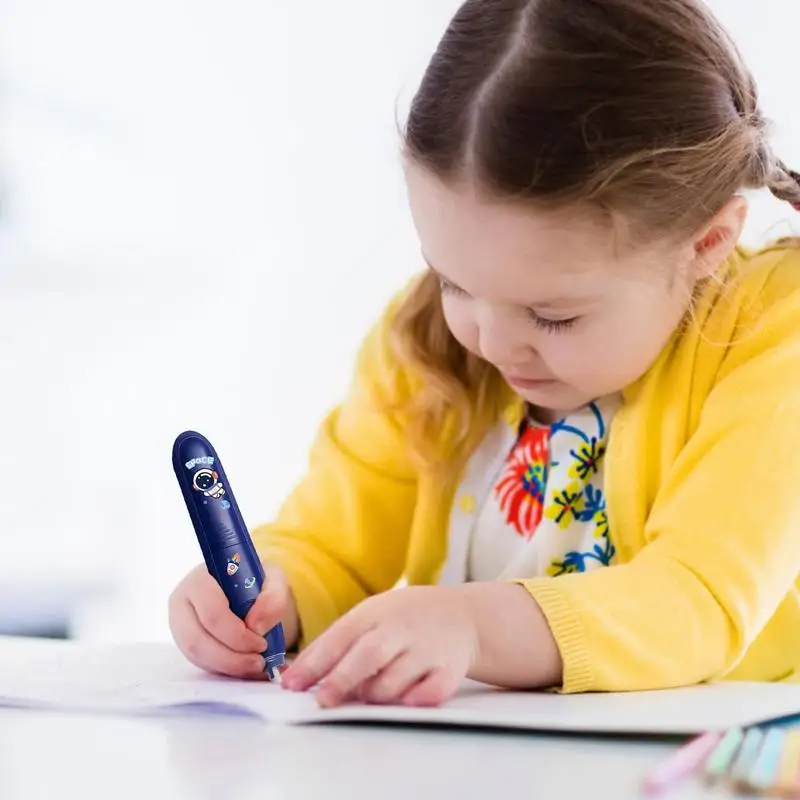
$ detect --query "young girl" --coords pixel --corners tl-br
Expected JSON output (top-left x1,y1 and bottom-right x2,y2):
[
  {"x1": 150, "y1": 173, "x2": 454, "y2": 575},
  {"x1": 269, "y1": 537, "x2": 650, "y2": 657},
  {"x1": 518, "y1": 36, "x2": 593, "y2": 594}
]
[{"x1": 169, "y1": 0, "x2": 800, "y2": 709}]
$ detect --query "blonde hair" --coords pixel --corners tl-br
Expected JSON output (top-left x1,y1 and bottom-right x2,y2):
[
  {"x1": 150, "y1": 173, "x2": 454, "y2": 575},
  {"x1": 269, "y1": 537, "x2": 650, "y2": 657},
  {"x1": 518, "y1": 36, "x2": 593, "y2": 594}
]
[{"x1": 387, "y1": 271, "x2": 508, "y2": 469}]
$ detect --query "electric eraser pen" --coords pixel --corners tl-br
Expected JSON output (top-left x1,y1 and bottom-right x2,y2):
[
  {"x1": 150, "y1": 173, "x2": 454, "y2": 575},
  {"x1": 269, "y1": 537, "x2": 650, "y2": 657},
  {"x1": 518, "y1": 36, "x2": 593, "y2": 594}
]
[{"x1": 172, "y1": 430, "x2": 286, "y2": 682}]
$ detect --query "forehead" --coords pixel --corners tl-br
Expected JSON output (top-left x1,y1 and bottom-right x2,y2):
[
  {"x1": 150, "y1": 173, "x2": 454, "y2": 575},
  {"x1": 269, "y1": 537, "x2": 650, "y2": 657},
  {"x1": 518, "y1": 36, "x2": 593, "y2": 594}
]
[{"x1": 405, "y1": 164, "x2": 633, "y2": 303}]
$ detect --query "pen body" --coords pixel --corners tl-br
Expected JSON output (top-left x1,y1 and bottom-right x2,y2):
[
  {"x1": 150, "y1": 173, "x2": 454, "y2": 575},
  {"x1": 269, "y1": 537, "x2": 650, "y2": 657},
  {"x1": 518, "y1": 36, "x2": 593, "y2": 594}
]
[{"x1": 172, "y1": 430, "x2": 286, "y2": 674}]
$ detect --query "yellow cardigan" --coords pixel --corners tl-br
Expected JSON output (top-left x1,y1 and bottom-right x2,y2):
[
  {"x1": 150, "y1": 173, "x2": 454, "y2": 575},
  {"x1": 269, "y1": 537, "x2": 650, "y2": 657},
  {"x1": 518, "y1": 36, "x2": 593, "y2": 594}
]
[{"x1": 254, "y1": 240, "x2": 800, "y2": 693}]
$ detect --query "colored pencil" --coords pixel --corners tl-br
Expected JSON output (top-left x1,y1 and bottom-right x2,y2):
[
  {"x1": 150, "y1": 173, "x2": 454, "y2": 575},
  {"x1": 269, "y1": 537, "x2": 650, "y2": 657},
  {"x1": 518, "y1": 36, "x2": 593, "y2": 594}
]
[
  {"x1": 744, "y1": 728, "x2": 785, "y2": 792},
  {"x1": 643, "y1": 722, "x2": 800, "y2": 797},
  {"x1": 730, "y1": 727, "x2": 766, "y2": 786},
  {"x1": 705, "y1": 726, "x2": 746, "y2": 783},
  {"x1": 641, "y1": 730, "x2": 724, "y2": 795}
]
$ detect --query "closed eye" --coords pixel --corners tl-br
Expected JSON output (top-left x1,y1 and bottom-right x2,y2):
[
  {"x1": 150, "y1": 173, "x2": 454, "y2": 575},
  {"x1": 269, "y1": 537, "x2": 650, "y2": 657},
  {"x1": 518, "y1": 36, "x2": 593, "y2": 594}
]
[
  {"x1": 438, "y1": 277, "x2": 467, "y2": 295},
  {"x1": 527, "y1": 310, "x2": 579, "y2": 334},
  {"x1": 437, "y1": 272, "x2": 579, "y2": 333}
]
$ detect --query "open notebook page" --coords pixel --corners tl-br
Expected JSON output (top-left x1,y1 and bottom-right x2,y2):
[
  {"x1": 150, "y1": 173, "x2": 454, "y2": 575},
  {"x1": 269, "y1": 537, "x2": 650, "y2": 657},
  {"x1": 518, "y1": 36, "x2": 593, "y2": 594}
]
[
  {"x1": 3, "y1": 641, "x2": 800, "y2": 735},
  {"x1": 0, "y1": 642, "x2": 316, "y2": 720}
]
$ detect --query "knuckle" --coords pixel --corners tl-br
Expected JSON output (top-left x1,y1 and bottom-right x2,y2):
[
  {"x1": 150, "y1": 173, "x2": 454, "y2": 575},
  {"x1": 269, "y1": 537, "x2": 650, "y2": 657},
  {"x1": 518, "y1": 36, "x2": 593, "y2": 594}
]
[
  {"x1": 327, "y1": 670, "x2": 355, "y2": 694},
  {"x1": 183, "y1": 639, "x2": 204, "y2": 664},
  {"x1": 366, "y1": 678, "x2": 393, "y2": 703},
  {"x1": 361, "y1": 636, "x2": 394, "y2": 668},
  {"x1": 328, "y1": 658, "x2": 371, "y2": 692},
  {"x1": 201, "y1": 608, "x2": 223, "y2": 631}
]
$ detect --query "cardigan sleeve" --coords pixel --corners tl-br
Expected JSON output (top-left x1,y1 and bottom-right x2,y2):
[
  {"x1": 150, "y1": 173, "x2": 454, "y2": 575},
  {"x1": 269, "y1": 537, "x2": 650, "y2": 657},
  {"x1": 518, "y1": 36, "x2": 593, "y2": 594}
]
[
  {"x1": 251, "y1": 300, "x2": 418, "y2": 646},
  {"x1": 517, "y1": 285, "x2": 800, "y2": 692}
]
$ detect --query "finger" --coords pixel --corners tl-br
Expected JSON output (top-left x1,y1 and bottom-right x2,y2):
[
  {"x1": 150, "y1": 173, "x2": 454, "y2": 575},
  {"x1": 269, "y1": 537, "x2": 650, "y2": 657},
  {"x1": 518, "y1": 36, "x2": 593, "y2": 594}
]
[
  {"x1": 282, "y1": 614, "x2": 369, "y2": 692},
  {"x1": 359, "y1": 651, "x2": 429, "y2": 705},
  {"x1": 315, "y1": 630, "x2": 406, "y2": 708},
  {"x1": 244, "y1": 578, "x2": 288, "y2": 637},
  {"x1": 399, "y1": 668, "x2": 460, "y2": 708},
  {"x1": 191, "y1": 575, "x2": 267, "y2": 653},
  {"x1": 172, "y1": 597, "x2": 266, "y2": 678}
]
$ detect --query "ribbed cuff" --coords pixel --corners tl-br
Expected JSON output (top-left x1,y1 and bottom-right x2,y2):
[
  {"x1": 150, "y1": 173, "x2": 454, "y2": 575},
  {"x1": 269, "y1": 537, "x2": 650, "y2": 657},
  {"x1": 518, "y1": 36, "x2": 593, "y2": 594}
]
[{"x1": 511, "y1": 579, "x2": 594, "y2": 693}]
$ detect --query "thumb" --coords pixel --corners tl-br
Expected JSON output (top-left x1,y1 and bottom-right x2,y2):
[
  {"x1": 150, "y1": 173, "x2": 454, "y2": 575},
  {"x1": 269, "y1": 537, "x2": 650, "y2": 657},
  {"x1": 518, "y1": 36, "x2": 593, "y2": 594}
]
[{"x1": 245, "y1": 574, "x2": 288, "y2": 636}]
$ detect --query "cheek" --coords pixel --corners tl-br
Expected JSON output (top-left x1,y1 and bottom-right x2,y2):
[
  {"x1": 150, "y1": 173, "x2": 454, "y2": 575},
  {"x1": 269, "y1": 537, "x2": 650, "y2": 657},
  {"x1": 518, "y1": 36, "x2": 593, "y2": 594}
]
[
  {"x1": 441, "y1": 301, "x2": 479, "y2": 353},
  {"x1": 534, "y1": 320, "x2": 647, "y2": 388},
  {"x1": 535, "y1": 333, "x2": 599, "y2": 379},
  {"x1": 551, "y1": 303, "x2": 680, "y2": 389}
]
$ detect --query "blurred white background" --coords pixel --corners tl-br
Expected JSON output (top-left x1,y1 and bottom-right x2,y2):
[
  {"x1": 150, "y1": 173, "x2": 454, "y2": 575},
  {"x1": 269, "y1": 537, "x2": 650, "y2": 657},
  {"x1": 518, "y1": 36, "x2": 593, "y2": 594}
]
[{"x1": 0, "y1": 0, "x2": 797, "y2": 642}]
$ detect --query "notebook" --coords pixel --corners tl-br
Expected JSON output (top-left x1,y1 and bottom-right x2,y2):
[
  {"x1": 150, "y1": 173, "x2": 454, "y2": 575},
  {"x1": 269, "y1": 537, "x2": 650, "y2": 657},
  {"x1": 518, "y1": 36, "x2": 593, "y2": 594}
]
[{"x1": 3, "y1": 640, "x2": 800, "y2": 736}]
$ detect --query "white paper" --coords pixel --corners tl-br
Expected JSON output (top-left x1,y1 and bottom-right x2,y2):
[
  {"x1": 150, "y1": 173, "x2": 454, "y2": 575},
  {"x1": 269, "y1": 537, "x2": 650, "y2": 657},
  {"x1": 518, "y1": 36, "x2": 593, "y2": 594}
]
[
  {"x1": 0, "y1": 642, "x2": 320, "y2": 721},
  {"x1": 3, "y1": 641, "x2": 800, "y2": 735}
]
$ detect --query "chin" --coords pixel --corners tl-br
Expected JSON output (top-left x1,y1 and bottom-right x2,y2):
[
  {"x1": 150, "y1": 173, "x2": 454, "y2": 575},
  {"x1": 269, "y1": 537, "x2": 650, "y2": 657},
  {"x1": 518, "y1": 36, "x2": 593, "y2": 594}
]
[{"x1": 511, "y1": 381, "x2": 591, "y2": 417}]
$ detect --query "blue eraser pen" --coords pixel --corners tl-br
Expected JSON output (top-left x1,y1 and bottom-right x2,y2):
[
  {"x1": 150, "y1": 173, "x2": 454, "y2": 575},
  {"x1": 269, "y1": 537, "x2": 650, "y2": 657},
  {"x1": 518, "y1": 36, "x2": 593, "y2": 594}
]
[{"x1": 172, "y1": 430, "x2": 286, "y2": 682}]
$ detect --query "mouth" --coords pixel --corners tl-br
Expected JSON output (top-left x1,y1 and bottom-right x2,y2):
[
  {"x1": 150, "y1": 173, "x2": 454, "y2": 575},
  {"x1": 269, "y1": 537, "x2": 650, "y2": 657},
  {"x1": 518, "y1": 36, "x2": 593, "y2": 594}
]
[{"x1": 502, "y1": 374, "x2": 558, "y2": 389}]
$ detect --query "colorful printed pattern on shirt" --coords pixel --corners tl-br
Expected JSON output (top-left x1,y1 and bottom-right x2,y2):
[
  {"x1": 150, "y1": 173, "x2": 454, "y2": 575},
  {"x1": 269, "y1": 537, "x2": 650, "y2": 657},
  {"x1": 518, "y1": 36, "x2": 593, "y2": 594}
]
[
  {"x1": 495, "y1": 424, "x2": 550, "y2": 540},
  {"x1": 467, "y1": 398, "x2": 618, "y2": 583},
  {"x1": 543, "y1": 405, "x2": 615, "y2": 576}
]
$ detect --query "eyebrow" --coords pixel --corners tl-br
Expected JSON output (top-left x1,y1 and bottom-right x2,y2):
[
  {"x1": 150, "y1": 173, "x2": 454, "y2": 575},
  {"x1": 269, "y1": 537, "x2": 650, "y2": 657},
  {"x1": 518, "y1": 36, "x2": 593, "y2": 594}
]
[{"x1": 423, "y1": 257, "x2": 597, "y2": 311}]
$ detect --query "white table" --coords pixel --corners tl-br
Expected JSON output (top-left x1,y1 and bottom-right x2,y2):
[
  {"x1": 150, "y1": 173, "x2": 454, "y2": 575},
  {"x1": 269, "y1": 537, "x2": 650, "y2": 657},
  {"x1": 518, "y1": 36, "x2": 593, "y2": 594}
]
[{"x1": 0, "y1": 637, "x2": 719, "y2": 800}]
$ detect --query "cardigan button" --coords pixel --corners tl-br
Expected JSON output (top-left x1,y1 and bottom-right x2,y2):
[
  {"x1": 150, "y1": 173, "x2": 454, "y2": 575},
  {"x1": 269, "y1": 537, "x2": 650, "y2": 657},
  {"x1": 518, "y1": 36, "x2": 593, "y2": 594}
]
[{"x1": 459, "y1": 493, "x2": 477, "y2": 514}]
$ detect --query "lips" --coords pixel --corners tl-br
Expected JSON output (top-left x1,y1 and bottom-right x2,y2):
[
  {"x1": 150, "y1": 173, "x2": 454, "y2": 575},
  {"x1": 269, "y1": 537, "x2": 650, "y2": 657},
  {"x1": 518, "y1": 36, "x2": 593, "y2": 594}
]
[{"x1": 503, "y1": 374, "x2": 557, "y2": 389}]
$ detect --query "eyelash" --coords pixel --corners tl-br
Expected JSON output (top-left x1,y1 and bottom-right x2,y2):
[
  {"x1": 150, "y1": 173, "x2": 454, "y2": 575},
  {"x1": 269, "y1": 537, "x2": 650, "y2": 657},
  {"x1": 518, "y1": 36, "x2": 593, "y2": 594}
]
[
  {"x1": 526, "y1": 311, "x2": 578, "y2": 334},
  {"x1": 438, "y1": 278, "x2": 463, "y2": 296},
  {"x1": 439, "y1": 279, "x2": 579, "y2": 334}
]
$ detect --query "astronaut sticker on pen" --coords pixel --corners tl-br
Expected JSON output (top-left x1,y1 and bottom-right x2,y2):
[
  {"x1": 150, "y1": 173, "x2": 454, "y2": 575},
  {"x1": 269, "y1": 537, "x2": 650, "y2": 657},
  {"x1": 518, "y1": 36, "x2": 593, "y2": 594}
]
[
  {"x1": 191, "y1": 467, "x2": 226, "y2": 500},
  {"x1": 227, "y1": 552, "x2": 240, "y2": 576}
]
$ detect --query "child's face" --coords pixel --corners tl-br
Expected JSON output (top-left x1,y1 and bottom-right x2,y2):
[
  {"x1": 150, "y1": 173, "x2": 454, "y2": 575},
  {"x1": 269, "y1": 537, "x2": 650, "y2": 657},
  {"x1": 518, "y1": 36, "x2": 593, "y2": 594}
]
[{"x1": 406, "y1": 164, "x2": 704, "y2": 418}]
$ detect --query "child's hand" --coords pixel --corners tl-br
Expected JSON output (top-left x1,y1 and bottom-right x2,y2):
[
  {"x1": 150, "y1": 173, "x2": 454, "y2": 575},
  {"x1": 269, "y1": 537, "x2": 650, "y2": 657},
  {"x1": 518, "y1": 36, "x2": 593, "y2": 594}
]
[
  {"x1": 168, "y1": 562, "x2": 298, "y2": 678},
  {"x1": 281, "y1": 586, "x2": 478, "y2": 707}
]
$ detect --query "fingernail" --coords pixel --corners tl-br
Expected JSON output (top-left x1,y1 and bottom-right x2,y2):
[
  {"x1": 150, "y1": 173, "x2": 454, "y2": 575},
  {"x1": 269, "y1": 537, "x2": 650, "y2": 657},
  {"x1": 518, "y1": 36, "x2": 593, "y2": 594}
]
[
  {"x1": 316, "y1": 688, "x2": 333, "y2": 707},
  {"x1": 281, "y1": 670, "x2": 300, "y2": 690},
  {"x1": 316, "y1": 682, "x2": 341, "y2": 708}
]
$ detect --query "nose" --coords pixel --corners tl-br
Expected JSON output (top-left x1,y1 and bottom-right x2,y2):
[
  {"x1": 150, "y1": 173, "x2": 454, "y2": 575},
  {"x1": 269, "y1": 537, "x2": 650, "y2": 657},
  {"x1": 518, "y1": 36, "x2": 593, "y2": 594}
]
[{"x1": 477, "y1": 309, "x2": 533, "y2": 367}]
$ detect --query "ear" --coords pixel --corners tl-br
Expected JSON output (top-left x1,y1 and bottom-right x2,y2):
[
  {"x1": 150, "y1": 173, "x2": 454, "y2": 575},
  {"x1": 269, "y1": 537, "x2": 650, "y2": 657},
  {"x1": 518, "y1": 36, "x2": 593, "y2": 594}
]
[{"x1": 689, "y1": 195, "x2": 748, "y2": 280}]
